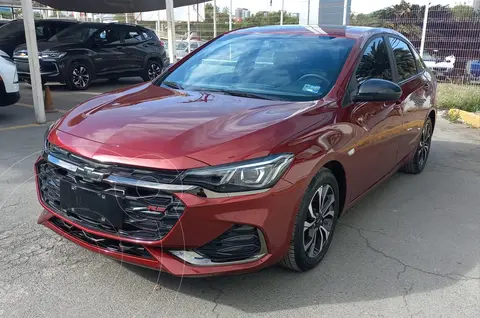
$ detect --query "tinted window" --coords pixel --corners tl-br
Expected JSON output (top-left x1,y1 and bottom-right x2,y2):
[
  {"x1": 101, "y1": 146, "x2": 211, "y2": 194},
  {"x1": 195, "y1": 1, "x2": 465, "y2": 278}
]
[
  {"x1": 356, "y1": 37, "x2": 392, "y2": 83},
  {"x1": 0, "y1": 20, "x2": 24, "y2": 37},
  {"x1": 160, "y1": 33, "x2": 355, "y2": 101},
  {"x1": 95, "y1": 27, "x2": 120, "y2": 44},
  {"x1": 410, "y1": 45, "x2": 425, "y2": 72},
  {"x1": 121, "y1": 26, "x2": 143, "y2": 43},
  {"x1": 49, "y1": 23, "x2": 100, "y2": 43},
  {"x1": 389, "y1": 37, "x2": 418, "y2": 81}
]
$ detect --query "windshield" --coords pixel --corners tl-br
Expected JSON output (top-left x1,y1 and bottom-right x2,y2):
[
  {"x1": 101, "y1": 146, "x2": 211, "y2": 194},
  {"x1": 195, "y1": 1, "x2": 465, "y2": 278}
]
[
  {"x1": 159, "y1": 32, "x2": 355, "y2": 101},
  {"x1": 48, "y1": 23, "x2": 100, "y2": 43},
  {"x1": 0, "y1": 20, "x2": 24, "y2": 37}
]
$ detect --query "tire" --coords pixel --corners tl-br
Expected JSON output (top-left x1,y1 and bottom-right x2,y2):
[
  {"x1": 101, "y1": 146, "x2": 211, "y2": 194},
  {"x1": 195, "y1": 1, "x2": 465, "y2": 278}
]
[
  {"x1": 142, "y1": 60, "x2": 163, "y2": 82},
  {"x1": 66, "y1": 62, "x2": 92, "y2": 90},
  {"x1": 401, "y1": 117, "x2": 433, "y2": 174},
  {"x1": 280, "y1": 168, "x2": 340, "y2": 272}
]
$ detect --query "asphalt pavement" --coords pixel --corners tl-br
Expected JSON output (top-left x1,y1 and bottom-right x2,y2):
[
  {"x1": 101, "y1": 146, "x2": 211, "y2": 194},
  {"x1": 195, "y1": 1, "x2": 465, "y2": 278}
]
[{"x1": 0, "y1": 81, "x2": 479, "y2": 317}]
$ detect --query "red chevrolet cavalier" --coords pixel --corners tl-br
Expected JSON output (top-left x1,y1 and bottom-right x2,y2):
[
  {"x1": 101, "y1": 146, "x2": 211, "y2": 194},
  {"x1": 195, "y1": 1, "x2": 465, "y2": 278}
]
[{"x1": 36, "y1": 25, "x2": 436, "y2": 276}]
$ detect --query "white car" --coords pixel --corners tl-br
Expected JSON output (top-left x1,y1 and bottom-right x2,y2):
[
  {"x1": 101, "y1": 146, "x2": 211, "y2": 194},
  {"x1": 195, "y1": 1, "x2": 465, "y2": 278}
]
[
  {"x1": 0, "y1": 49, "x2": 20, "y2": 107},
  {"x1": 423, "y1": 52, "x2": 456, "y2": 77}
]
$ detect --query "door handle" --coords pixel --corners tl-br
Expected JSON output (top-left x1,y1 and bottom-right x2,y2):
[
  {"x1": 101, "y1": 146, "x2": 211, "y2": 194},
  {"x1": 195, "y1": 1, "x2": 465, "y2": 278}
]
[
  {"x1": 143, "y1": 44, "x2": 149, "y2": 47},
  {"x1": 423, "y1": 83, "x2": 430, "y2": 89},
  {"x1": 116, "y1": 46, "x2": 124, "y2": 50}
]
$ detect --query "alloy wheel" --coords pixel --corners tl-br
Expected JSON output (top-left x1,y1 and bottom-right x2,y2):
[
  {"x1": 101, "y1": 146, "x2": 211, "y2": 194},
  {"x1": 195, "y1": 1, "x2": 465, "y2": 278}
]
[
  {"x1": 418, "y1": 121, "x2": 432, "y2": 167},
  {"x1": 72, "y1": 66, "x2": 90, "y2": 89},
  {"x1": 303, "y1": 184, "x2": 336, "y2": 258},
  {"x1": 148, "y1": 63, "x2": 162, "y2": 80}
]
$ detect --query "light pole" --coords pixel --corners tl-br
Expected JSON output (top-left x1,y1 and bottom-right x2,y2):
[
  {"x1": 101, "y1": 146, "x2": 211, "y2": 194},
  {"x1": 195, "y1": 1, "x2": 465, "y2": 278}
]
[
  {"x1": 165, "y1": 0, "x2": 176, "y2": 63},
  {"x1": 280, "y1": 0, "x2": 284, "y2": 25},
  {"x1": 229, "y1": 0, "x2": 232, "y2": 31},
  {"x1": 307, "y1": 0, "x2": 311, "y2": 25},
  {"x1": 187, "y1": 5, "x2": 191, "y2": 53},
  {"x1": 419, "y1": 0, "x2": 430, "y2": 57},
  {"x1": 213, "y1": 0, "x2": 217, "y2": 37}
]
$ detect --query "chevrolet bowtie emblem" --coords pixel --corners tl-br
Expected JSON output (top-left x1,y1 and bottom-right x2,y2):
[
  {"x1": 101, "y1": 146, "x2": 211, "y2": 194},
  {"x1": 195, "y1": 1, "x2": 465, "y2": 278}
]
[{"x1": 75, "y1": 166, "x2": 105, "y2": 182}]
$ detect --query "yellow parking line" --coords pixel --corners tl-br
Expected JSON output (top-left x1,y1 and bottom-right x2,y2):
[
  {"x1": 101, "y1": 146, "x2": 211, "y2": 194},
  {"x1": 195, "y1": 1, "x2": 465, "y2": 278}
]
[
  {"x1": 16, "y1": 103, "x2": 67, "y2": 114},
  {"x1": 0, "y1": 122, "x2": 53, "y2": 132}
]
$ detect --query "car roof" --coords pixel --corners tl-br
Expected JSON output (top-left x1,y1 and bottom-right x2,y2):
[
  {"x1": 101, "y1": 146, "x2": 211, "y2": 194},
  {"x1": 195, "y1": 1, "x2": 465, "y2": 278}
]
[{"x1": 231, "y1": 25, "x2": 404, "y2": 41}]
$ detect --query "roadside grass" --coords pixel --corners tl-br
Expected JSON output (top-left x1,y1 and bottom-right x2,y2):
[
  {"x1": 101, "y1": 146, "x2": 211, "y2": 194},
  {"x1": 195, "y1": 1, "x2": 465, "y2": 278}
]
[{"x1": 437, "y1": 83, "x2": 480, "y2": 113}]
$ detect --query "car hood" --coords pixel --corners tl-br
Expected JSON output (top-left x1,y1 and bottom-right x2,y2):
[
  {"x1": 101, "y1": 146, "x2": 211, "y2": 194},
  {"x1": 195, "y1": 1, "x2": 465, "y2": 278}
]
[
  {"x1": 15, "y1": 41, "x2": 83, "y2": 54},
  {"x1": 52, "y1": 83, "x2": 327, "y2": 168}
]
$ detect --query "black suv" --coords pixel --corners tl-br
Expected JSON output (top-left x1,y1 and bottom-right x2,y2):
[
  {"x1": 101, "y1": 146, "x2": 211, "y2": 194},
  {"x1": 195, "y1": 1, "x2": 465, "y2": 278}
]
[
  {"x1": 14, "y1": 22, "x2": 168, "y2": 90},
  {"x1": 0, "y1": 19, "x2": 77, "y2": 57}
]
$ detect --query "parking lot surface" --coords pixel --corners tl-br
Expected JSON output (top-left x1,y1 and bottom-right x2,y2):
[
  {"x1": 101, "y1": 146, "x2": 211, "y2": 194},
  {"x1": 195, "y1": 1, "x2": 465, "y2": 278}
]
[{"x1": 0, "y1": 81, "x2": 479, "y2": 317}]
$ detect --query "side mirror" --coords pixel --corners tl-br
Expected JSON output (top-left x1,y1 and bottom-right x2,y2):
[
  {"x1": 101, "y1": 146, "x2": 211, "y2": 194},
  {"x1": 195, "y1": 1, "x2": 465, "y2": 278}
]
[{"x1": 352, "y1": 79, "x2": 402, "y2": 103}]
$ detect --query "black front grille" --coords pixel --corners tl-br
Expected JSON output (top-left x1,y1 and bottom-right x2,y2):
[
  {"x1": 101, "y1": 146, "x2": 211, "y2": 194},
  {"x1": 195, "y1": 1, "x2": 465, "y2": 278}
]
[
  {"x1": 195, "y1": 225, "x2": 262, "y2": 263},
  {"x1": 48, "y1": 146, "x2": 181, "y2": 184},
  {"x1": 37, "y1": 148, "x2": 185, "y2": 241},
  {"x1": 50, "y1": 217, "x2": 153, "y2": 259}
]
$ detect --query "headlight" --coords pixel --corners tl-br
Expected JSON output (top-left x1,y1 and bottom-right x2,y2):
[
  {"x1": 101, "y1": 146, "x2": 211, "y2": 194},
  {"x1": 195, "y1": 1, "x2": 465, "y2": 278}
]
[
  {"x1": 40, "y1": 52, "x2": 66, "y2": 59},
  {"x1": 178, "y1": 154, "x2": 294, "y2": 193},
  {"x1": 44, "y1": 121, "x2": 57, "y2": 152}
]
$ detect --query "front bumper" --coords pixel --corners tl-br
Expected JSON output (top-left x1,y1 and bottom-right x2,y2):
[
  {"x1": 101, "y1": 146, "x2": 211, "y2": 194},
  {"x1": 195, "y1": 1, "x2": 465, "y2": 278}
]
[
  {"x1": 36, "y1": 152, "x2": 303, "y2": 276},
  {"x1": 0, "y1": 91, "x2": 20, "y2": 107},
  {"x1": 15, "y1": 58, "x2": 66, "y2": 83}
]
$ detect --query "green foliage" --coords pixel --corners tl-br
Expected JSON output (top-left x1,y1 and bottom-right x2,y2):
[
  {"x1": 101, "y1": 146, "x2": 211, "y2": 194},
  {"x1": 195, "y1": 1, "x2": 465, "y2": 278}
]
[{"x1": 437, "y1": 84, "x2": 480, "y2": 112}]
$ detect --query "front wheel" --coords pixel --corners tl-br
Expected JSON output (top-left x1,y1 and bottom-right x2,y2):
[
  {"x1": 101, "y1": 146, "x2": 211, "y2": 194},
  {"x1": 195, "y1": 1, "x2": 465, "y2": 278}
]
[
  {"x1": 142, "y1": 60, "x2": 163, "y2": 82},
  {"x1": 281, "y1": 168, "x2": 340, "y2": 272},
  {"x1": 401, "y1": 117, "x2": 433, "y2": 174},
  {"x1": 66, "y1": 62, "x2": 92, "y2": 90}
]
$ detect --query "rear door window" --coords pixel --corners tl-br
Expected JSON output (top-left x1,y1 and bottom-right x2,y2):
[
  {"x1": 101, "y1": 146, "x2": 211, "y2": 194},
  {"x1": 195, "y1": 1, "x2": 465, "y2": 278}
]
[
  {"x1": 388, "y1": 37, "x2": 418, "y2": 82},
  {"x1": 356, "y1": 37, "x2": 393, "y2": 84},
  {"x1": 121, "y1": 26, "x2": 144, "y2": 44}
]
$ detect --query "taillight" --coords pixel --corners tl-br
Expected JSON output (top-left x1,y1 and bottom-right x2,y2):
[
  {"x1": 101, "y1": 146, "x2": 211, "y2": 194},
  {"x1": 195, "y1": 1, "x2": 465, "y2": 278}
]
[{"x1": 159, "y1": 40, "x2": 165, "y2": 47}]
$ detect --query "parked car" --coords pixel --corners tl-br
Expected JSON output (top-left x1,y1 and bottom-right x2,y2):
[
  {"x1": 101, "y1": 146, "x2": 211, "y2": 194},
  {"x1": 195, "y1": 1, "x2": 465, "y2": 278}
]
[
  {"x1": 36, "y1": 25, "x2": 436, "y2": 276},
  {"x1": 176, "y1": 40, "x2": 205, "y2": 59},
  {"x1": 423, "y1": 51, "x2": 455, "y2": 82},
  {"x1": 0, "y1": 19, "x2": 77, "y2": 57},
  {"x1": 0, "y1": 49, "x2": 20, "y2": 107},
  {"x1": 14, "y1": 22, "x2": 168, "y2": 90}
]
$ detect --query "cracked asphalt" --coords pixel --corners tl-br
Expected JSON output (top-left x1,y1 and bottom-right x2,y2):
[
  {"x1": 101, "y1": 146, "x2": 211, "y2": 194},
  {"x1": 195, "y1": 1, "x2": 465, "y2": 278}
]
[{"x1": 0, "y1": 81, "x2": 479, "y2": 317}]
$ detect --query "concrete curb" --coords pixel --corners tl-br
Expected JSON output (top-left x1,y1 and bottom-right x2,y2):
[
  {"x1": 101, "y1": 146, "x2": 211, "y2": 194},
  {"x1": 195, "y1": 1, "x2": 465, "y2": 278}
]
[{"x1": 448, "y1": 109, "x2": 480, "y2": 128}]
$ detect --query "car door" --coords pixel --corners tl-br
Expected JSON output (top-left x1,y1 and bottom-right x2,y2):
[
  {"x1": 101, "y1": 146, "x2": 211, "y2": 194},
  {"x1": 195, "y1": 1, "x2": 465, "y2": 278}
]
[
  {"x1": 91, "y1": 26, "x2": 128, "y2": 75},
  {"x1": 387, "y1": 36, "x2": 431, "y2": 162},
  {"x1": 344, "y1": 36, "x2": 403, "y2": 201},
  {"x1": 117, "y1": 25, "x2": 147, "y2": 72}
]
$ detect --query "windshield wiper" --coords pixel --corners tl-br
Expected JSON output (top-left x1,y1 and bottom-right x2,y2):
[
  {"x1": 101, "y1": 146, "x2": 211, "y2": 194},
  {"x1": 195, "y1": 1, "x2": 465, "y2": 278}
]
[
  {"x1": 162, "y1": 81, "x2": 184, "y2": 90},
  {"x1": 199, "y1": 89, "x2": 277, "y2": 100}
]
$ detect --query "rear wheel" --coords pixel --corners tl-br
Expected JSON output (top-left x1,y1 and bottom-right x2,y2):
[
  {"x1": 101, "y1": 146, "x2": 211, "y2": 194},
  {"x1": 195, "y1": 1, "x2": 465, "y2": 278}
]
[
  {"x1": 66, "y1": 62, "x2": 92, "y2": 90},
  {"x1": 142, "y1": 60, "x2": 163, "y2": 81},
  {"x1": 401, "y1": 117, "x2": 433, "y2": 174},
  {"x1": 280, "y1": 168, "x2": 340, "y2": 272}
]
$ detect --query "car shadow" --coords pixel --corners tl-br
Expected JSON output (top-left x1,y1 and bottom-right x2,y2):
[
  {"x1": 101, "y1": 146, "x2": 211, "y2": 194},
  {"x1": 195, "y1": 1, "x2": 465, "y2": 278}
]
[{"x1": 120, "y1": 138, "x2": 480, "y2": 313}]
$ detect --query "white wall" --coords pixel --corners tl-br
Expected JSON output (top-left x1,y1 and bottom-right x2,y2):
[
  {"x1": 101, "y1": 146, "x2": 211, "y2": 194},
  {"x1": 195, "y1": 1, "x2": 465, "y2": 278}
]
[{"x1": 299, "y1": 0, "x2": 319, "y2": 25}]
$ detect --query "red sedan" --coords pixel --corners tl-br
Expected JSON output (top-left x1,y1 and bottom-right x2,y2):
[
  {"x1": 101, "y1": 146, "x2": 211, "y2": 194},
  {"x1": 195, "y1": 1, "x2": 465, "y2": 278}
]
[{"x1": 36, "y1": 25, "x2": 436, "y2": 276}]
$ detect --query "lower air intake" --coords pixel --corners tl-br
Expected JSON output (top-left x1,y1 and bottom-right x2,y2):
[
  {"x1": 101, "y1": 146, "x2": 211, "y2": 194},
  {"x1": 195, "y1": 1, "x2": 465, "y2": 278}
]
[{"x1": 195, "y1": 225, "x2": 263, "y2": 263}]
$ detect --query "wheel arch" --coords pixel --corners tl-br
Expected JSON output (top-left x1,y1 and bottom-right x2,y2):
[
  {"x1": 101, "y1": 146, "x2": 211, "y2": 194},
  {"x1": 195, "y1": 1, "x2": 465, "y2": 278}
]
[
  {"x1": 66, "y1": 57, "x2": 97, "y2": 80},
  {"x1": 428, "y1": 109, "x2": 436, "y2": 131},
  {"x1": 144, "y1": 54, "x2": 164, "y2": 68},
  {"x1": 323, "y1": 160, "x2": 347, "y2": 216}
]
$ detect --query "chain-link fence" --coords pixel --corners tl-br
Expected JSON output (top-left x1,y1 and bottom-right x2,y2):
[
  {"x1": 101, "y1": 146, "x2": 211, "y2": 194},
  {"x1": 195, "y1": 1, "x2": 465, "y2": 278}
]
[
  {"x1": 350, "y1": 1, "x2": 480, "y2": 85},
  {"x1": 3, "y1": 0, "x2": 480, "y2": 86}
]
